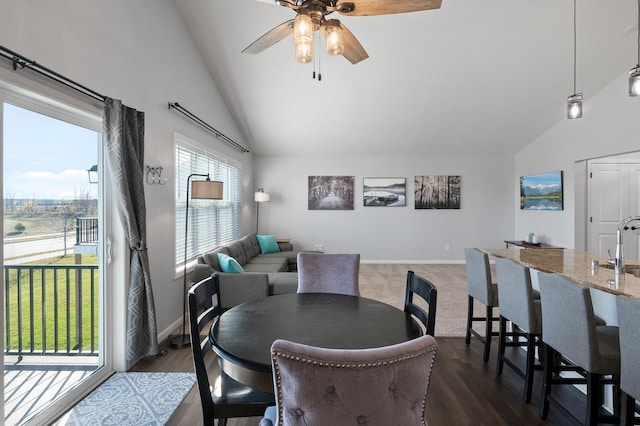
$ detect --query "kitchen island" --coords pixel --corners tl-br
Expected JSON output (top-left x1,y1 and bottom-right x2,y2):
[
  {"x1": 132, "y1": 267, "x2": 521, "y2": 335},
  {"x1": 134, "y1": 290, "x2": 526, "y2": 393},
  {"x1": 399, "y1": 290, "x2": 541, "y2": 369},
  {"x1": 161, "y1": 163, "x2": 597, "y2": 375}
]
[{"x1": 481, "y1": 248, "x2": 640, "y2": 299}]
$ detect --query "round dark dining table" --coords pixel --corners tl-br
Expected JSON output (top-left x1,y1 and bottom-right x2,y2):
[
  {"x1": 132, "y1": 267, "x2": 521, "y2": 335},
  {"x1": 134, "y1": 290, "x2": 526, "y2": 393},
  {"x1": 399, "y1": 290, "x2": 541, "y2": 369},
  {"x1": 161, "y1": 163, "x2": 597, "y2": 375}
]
[{"x1": 209, "y1": 292, "x2": 423, "y2": 393}]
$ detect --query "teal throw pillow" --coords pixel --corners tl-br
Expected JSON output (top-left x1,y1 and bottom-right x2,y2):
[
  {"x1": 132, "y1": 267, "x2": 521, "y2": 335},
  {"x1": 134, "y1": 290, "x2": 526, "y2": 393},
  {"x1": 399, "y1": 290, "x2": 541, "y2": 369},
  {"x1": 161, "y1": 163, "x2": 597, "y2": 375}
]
[
  {"x1": 216, "y1": 252, "x2": 244, "y2": 273},
  {"x1": 257, "y1": 234, "x2": 280, "y2": 254}
]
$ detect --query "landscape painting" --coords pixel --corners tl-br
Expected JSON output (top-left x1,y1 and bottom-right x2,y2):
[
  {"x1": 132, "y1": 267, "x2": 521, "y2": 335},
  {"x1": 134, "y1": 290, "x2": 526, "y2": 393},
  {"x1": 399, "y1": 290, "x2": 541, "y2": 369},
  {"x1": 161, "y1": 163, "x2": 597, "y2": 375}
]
[
  {"x1": 415, "y1": 175, "x2": 461, "y2": 209},
  {"x1": 363, "y1": 178, "x2": 406, "y2": 207},
  {"x1": 520, "y1": 171, "x2": 563, "y2": 210},
  {"x1": 308, "y1": 176, "x2": 354, "y2": 210}
]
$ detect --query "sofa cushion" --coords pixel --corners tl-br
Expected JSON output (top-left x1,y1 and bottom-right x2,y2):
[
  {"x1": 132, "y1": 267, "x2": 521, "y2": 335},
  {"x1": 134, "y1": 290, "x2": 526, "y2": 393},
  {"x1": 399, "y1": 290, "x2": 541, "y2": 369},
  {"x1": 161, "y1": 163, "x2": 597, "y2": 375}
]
[
  {"x1": 257, "y1": 234, "x2": 280, "y2": 254},
  {"x1": 243, "y1": 260, "x2": 288, "y2": 273},
  {"x1": 217, "y1": 253, "x2": 245, "y2": 273},
  {"x1": 225, "y1": 241, "x2": 247, "y2": 265},
  {"x1": 201, "y1": 247, "x2": 229, "y2": 272},
  {"x1": 239, "y1": 235, "x2": 261, "y2": 259}
]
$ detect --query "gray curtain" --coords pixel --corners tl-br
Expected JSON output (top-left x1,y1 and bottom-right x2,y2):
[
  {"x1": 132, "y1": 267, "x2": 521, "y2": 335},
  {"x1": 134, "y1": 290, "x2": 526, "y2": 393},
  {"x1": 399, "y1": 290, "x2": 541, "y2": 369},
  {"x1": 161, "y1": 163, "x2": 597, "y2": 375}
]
[{"x1": 104, "y1": 97, "x2": 159, "y2": 362}]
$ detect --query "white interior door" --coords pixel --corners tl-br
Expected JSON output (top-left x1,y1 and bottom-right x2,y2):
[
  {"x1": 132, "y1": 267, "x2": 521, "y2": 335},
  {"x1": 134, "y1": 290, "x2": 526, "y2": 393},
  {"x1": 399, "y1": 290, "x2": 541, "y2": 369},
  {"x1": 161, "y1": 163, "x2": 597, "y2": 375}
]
[{"x1": 589, "y1": 161, "x2": 640, "y2": 262}]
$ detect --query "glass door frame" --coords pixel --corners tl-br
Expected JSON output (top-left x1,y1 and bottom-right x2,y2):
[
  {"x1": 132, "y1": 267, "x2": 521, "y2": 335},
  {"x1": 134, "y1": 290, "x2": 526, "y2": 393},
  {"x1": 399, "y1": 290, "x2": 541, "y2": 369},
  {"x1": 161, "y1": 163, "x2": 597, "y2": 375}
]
[{"x1": 0, "y1": 67, "x2": 121, "y2": 425}]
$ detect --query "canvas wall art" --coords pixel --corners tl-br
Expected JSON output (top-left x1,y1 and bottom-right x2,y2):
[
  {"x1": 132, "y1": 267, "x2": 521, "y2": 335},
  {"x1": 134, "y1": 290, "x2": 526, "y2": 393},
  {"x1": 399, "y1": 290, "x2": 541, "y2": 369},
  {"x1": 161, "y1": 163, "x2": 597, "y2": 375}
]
[
  {"x1": 415, "y1": 175, "x2": 461, "y2": 209},
  {"x1": 308, "y1": 176, "x2": 354, "y2": 210},
  {"x1": 520, "y1": 171, "x2": 563, "y2": 210},
  {"x1": 363, "y1": 178, "x2": 406, "y2": 207}
]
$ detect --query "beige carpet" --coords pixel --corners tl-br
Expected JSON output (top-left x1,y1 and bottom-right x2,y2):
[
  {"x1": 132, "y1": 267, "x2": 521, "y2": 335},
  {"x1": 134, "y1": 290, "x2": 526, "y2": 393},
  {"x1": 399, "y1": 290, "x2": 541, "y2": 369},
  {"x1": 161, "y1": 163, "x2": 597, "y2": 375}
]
[{"x1": 359, "y1": 263, "x2": 479, "y2": 337}]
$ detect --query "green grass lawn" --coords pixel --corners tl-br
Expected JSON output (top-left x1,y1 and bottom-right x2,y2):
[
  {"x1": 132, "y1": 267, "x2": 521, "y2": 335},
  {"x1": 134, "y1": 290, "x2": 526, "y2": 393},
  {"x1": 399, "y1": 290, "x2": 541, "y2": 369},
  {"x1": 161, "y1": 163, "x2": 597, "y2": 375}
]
[{"x1": 4, "y1": 254, "x2": 99, "y2": 354}]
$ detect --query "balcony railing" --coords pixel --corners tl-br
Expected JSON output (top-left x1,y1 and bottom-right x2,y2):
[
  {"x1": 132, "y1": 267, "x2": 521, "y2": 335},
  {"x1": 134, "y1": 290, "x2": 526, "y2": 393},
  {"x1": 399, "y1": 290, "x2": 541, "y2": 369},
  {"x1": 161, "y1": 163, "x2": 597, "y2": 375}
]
[
  {"x1": 4, "y1": 264, "x2": 99, "y2": 357},
  {"x1": 75, "y1": 216, "x2": 98, "y2": 246}
]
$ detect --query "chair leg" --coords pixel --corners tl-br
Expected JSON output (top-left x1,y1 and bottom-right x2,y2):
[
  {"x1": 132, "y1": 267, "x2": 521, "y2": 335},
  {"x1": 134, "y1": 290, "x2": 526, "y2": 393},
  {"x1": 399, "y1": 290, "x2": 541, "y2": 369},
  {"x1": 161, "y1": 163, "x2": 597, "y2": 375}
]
[
  {"x1": 586, "y1": 373, "x2": 602, "y2": 426},
  {"x1": 540, "y1": 344, "x2": 553, "y2": 420},
  {"x1": 483, "y1": 305, "x2": 493, "y2": 363},
  {"x1": 523, "y1": 334, "x2": 536, "y2": 404},
  {"x1": 465, "y1": 295, "x2": 474, "y2": 345},
  {"x1": 496, "y1": 316, "x2": 506, "y2": 375},
  {"x1": 621, "y1": 392, "x2": 636, "y2": 426}
]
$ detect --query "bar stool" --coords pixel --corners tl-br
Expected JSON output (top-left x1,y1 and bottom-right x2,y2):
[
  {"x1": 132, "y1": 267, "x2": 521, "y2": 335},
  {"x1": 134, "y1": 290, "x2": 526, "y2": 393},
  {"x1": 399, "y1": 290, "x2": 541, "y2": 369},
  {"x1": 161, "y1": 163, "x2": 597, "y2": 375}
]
[
  {"x1": 616, "y1": 295, "x2": 640, "y2": 425},
  {"x1": 464, "y1": 248, "x2": 499, "y2": 363},
  {"x1": 495, "y1": 258, "x2": 543, "y2": 404},
  {"x1": 538, "y1": 272, "x2": 621, "y2": 425}
]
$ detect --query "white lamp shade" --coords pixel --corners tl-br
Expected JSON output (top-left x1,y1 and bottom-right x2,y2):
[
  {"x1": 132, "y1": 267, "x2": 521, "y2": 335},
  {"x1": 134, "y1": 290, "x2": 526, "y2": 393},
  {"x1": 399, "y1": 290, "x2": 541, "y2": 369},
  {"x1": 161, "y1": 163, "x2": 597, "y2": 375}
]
[
  {"x1": 255, "y1": 191, "x2": 271, "y2": 202},
  {"x1": 191, "y1": 180, "x2": 223, "y2": 199}
]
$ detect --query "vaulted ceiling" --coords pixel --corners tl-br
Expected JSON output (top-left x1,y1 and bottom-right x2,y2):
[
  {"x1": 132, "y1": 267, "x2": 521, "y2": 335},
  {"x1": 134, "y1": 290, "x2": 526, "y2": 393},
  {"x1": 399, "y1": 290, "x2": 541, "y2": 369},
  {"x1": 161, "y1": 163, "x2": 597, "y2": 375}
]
[{"x1": 175, "y1": 0, "x2": 638, "y2": 156}]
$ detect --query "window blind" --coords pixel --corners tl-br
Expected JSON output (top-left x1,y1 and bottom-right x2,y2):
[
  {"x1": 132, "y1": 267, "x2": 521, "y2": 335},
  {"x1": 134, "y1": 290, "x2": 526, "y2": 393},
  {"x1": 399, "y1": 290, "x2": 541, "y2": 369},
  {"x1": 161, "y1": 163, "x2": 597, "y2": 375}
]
[{"x1": 175, "y1": 139, "x2": 241, "y2": 267}]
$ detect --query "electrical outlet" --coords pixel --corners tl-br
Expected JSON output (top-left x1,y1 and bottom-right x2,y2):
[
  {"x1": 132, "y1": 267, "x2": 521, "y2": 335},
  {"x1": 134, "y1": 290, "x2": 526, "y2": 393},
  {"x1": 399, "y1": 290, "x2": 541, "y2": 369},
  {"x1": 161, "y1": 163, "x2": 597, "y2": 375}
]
[{"x1": 444, "y1": 244, "x2": 450, "y2": 251}]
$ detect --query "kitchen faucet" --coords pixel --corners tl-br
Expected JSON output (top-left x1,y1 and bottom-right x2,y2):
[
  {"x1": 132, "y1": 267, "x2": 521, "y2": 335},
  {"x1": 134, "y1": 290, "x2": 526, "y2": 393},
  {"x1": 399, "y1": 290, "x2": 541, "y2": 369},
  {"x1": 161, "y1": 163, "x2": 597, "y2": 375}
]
[{"x1": 607, "y1": 215, "x2": 640, "y2": 275}]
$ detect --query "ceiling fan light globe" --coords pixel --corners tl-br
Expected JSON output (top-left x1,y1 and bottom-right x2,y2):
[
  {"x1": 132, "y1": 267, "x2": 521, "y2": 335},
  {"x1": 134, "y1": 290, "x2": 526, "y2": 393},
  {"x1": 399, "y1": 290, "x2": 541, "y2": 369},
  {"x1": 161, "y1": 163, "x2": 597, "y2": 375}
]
[
  {"x1": 567, "y1": 93, "x2": 583, "y2": 119},
  {"x1": 325, "y1": 21, "x2": 344, "y2": 55},
  {"x1": 629, "y1": 65, "x2": 640, "y2": 96},
  {"x1": 295, "y1": 42, "x2": 313, "y2": 63},
  {"x1": 294, "y1": 12, "x2": 313, "y2": 45}
]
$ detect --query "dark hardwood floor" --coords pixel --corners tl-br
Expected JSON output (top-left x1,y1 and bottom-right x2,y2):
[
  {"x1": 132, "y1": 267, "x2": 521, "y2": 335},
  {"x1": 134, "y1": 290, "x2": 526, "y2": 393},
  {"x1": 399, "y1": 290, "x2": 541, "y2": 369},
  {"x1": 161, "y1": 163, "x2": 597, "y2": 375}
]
[{"x1": 131, "y1": 336, "x2": 587, "y2": 426}]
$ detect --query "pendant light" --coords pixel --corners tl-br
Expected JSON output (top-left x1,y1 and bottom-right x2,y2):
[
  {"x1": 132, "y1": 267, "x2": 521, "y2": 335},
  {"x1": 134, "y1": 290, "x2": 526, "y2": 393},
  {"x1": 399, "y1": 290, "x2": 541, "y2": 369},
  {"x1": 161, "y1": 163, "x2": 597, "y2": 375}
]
[
  {"x1": 567, "y1": 0, "x2": 583, "y2": 119},
  {"x1": 629, "y1": 0, "x2": 640, "y2": 96}
]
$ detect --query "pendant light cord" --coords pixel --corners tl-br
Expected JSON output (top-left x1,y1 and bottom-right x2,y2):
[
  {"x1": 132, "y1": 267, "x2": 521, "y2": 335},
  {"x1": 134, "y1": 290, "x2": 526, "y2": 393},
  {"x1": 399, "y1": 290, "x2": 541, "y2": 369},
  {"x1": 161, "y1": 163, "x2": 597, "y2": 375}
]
[
  {"x1": 573, "y1": 0, "x2": 577, "y2": 94},
  {"x1": 637, "y1": 0, "x2": 640, "y2": 65}
]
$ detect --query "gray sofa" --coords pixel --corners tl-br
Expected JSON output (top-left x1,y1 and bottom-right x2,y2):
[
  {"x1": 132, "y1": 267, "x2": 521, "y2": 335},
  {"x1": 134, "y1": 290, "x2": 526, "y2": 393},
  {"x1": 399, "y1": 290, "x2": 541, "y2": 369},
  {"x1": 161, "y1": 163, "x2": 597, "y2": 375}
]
[{"x1": 193, "y1": 233, "x2": 299, "y2": 308}]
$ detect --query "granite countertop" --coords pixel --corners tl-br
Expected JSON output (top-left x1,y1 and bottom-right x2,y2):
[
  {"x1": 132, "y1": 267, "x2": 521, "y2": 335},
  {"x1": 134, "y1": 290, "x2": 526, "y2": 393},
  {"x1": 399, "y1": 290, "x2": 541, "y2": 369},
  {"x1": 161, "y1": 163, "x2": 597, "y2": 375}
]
[{"x1": 481, "y1": 248, "x2": 640, "y2": 299}]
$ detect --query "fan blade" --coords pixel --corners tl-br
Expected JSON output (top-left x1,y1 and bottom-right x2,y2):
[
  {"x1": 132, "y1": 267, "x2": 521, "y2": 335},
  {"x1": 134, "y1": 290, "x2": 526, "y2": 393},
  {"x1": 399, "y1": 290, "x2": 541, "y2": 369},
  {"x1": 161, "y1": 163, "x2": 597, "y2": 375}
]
[
  {"x1": 336, "y1": 0, "x2": 442, "y2": 16},
  {"x1": 340, "y1": 23, "x2": 369, "y2": 64},
  {"x1": 242, "y1": 19, "x2": 294, "y2": 55}
]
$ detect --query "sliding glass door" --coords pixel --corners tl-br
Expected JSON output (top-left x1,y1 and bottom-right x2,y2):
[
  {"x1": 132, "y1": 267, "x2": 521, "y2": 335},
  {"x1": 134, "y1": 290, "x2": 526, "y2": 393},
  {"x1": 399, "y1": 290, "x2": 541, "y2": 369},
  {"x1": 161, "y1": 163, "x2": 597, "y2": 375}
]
[{"x1": 2, "y1": 85, "x2": 112, "y2": 424}]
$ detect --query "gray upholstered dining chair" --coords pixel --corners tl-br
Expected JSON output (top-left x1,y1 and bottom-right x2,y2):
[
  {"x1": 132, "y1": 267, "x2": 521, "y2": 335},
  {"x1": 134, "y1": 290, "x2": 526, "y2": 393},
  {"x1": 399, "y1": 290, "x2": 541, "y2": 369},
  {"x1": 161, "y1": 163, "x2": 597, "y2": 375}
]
[
  {"x1": 464, "y1": 248, "x2": 499, "y2": 363},
  {"x1": 296, "y1": 252, "x2": 361, "y2": 296},
  {"x1": 494, "y1": 258, "x2": 542, "y2": 404},
  {"x1": 258, "y1": 334, "x2": 438, "y2": 426},
  {"x1": 404, "y1": 270, "x2": 438, "y2": 336},
  {"x1": 616, "y1": 295, "x2": 640, "y2": 425},
  {"x1": 538, "y1": 272, "x2": 620, "y2": 425},
  {"x1": 188, "y1": 274, "x2": 274, "y2": 426}
]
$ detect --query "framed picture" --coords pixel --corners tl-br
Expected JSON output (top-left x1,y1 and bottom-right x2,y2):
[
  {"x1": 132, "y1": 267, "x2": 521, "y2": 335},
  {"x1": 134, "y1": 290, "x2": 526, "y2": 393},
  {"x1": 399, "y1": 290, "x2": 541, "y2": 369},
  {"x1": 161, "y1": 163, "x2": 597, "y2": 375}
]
[
  {"x1": 363, "y1": 178, "x2": 406, "y2": 207},
  {"x1": 415, "y1": 175, "x2": 461, "y2": 209},
  {"x1": 520, "y1": 171, "x2": 563, "y2": 210},
  {"x1": 308, "y1": 176, "x2": 354, "y2": 210}
]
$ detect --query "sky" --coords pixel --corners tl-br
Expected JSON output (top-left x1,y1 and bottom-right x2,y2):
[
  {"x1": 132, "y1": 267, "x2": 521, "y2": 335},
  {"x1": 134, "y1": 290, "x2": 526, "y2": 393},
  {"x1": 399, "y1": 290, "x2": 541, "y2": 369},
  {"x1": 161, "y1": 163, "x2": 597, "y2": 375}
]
[
  {"x1": 521, "y1": 171, "x2": 562, "y2": 189},
  {"x1": 3, "y1": 102, "x2": 99, "y2": 200}
]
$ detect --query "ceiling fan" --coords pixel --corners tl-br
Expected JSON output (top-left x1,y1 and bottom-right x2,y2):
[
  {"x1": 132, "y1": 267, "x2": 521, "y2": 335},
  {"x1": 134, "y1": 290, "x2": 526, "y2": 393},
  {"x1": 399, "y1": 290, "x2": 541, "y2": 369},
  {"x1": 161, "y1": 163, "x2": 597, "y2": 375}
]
[{"x1": 243, "y1": 0, "x2": 442, "y2": 65}]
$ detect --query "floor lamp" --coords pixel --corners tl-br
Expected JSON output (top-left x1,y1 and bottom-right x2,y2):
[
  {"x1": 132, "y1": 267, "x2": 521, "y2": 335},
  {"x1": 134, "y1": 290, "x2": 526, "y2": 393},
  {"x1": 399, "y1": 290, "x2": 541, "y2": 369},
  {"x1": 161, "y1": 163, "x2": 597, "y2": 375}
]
[
  {"x1": 170, "y1": 173, "x2": 223, "y2": 348},
  {"x1": 254, "y1": 188, "x2": 271, "y2": 234}
]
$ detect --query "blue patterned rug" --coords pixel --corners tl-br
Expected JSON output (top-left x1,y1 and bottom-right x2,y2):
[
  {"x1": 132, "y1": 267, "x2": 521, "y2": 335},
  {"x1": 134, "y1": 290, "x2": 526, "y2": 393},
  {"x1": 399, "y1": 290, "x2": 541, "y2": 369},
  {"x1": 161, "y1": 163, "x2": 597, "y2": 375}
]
[{"x1": 55, "y1": 372, "x2": 196, "y2": 425}]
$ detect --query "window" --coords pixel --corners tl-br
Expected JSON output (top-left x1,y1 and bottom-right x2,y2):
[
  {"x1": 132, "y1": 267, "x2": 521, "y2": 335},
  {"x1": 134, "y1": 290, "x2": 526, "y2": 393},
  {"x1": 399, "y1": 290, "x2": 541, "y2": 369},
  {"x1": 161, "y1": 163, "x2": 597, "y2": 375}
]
[{"x1": 175, "y1": 134, "x2": 241, "y2": 267}]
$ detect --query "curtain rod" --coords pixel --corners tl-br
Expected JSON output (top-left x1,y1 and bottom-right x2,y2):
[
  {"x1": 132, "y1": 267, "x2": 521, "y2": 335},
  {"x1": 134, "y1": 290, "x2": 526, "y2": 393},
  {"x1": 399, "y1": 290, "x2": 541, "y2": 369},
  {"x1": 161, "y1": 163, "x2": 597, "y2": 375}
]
[
  {"x1": 168, "y1": 102, "x2": 249, "y2": 153},
  {"x1": 0, "y1": 45, "x2": 106, "y2": 103}
]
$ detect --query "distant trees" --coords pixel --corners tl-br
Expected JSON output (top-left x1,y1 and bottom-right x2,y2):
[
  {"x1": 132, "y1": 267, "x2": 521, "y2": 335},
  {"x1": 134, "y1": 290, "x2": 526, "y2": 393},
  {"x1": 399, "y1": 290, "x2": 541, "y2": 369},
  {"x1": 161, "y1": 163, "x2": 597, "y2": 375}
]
[{"x1": 415, "y1": 175, "x2": 461, "y2": 209}]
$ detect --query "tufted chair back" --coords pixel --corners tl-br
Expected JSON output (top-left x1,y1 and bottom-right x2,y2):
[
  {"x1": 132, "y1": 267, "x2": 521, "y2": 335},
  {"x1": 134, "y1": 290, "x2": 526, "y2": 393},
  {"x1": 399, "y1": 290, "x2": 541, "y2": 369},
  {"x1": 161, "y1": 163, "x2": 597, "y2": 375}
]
[
  {"x1": 297, "y1": 253, "x2": 361, "y2": 297},
  {"x1": 261, "y1": 335, "x2": 438, "y2": 426}
]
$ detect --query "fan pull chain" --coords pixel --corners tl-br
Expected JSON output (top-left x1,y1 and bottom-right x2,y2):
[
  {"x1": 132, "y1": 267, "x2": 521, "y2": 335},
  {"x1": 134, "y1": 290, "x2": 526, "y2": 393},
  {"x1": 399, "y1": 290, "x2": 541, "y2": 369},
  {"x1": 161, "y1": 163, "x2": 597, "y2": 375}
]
[
  {"x1": 317, "y1": 31, "x2": 322, "y2": 81},
  {"x1": 311, "y1": 31, "x2": 322, "y2": 81}
]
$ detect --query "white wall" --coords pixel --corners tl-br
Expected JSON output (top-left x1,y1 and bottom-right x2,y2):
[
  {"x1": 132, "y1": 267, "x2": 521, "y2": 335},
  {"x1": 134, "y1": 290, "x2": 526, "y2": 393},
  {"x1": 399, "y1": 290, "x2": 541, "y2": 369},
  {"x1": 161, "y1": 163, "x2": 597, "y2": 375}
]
[
  {"x1": 0, "y1": 0, "x2": 255, "y2": 338},
  {"x1": 515, "y1": 72, "x2": 640, "y2": 249},
  {"x1": 254, "y1": 154, "x2": 514, "y2": 262}
]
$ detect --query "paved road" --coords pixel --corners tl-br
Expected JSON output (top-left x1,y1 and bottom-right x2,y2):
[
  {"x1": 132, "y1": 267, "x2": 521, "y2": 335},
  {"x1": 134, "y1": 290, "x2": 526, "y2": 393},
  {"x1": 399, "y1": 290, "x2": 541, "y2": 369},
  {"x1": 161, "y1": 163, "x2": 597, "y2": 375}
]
[{"x1": 4, "y1": 234, "x2": 76, "y2": 263}]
